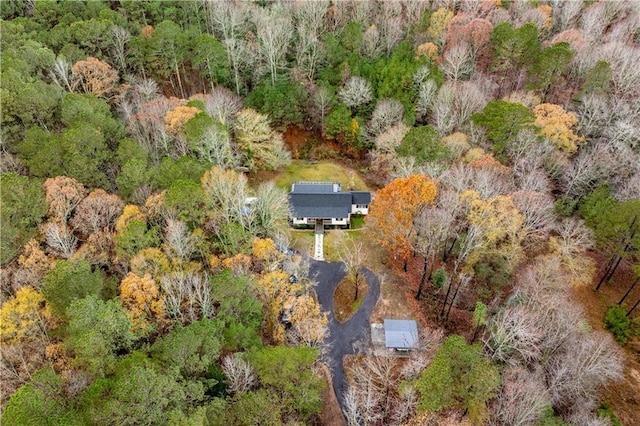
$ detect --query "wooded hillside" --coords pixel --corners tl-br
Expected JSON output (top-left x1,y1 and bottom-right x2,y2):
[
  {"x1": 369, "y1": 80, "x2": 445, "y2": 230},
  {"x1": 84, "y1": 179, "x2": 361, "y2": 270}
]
[{"x1": 1, "y1": 1, "x2": 639, "y2": 425}]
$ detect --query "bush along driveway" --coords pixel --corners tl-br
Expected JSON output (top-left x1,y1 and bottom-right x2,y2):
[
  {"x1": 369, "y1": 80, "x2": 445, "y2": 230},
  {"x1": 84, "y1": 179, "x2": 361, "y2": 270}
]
[{"x1": 309, "y1": 259, "x2": 381, "y2": 416}]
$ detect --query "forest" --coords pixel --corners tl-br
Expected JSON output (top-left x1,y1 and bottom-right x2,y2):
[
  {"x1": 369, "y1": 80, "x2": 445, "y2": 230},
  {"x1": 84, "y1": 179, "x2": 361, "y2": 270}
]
[{"x1": 1, "y1": 0, "x2": 639, "y2": 425}]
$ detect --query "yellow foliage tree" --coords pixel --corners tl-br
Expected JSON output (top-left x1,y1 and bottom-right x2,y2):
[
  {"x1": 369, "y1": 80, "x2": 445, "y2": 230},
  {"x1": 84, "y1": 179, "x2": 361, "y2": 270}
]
[
  {"x1": 428, "y1": 7, "x2": 454, "y2": 43},
  {"x1": 130, "y1": 247, "x2": 171, "y2": 280},
  {"x1": 463, "y1": 191, "x2": 526, "y2": 273},
  {"x1": 164, "y1": 105, "x2": 201, "y2": 134},
  {"x1": 0, "y1": 287, "x2": 50, "y2": 344},
  {"x1": 119, "y1": 272, "x2": 165, "y2": 331},
  {"x1": 533, "y1": 103, "x2": 584, "y2": 153},
  {"x1": 255, "y1": 271, "x2": 304, "y2": 344},
  {"x1": 287, "y1": 295, "x2": 328, "y2": 347},
  {"x1": 252, "y1": 238, "x2": 277, "y2": 262}
]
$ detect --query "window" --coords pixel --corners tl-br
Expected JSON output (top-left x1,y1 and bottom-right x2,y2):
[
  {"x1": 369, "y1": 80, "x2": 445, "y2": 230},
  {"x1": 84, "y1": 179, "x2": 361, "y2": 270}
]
[
  {"x1": 356, "y1": 204, "x2": 368, "y2": 208},
  {"x1": 296, "y1": 217, "x2": 304, "y2": 221}
]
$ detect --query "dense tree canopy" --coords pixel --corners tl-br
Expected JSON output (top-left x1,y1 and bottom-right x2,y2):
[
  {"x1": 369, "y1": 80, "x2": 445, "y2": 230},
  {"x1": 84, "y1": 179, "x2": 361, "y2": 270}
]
[{"x1": 1, "y1": 1, "x2": 638, "y2": 424}]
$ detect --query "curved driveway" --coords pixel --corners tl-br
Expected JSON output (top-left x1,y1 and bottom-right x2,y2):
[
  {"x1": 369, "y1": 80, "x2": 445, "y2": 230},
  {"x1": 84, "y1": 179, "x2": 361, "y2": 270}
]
[{"x1": 309, "y1": 259, "x2": 381, "y2": 413}]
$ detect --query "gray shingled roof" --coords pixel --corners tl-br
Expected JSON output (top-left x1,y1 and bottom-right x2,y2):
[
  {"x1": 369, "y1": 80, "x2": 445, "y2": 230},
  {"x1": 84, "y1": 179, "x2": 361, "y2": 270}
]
[
  {"x1": 351, "y1": 191, "x2": 371, "y2": 205},
  {"x1": 289, "y1": 193, "x2": 352, "y2": 218},
  {"x1": 291, "y1": 182, "x2": 338, "y2": 193},
  {"x1": 384, "y1": 319, "x2": 418, "y2": 349}
]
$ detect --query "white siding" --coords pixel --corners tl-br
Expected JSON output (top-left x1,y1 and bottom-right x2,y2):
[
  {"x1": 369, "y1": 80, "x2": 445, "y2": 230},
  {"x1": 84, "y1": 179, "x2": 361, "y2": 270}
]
[{"x1": 351, "y1": 204, "x2": 369, "y2": 214}]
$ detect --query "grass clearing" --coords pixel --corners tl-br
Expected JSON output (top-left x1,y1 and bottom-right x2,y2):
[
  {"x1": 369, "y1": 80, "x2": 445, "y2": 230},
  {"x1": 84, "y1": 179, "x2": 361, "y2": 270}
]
[{"x1": 275, "y1": 160, "x2": 369, "y2": 191}]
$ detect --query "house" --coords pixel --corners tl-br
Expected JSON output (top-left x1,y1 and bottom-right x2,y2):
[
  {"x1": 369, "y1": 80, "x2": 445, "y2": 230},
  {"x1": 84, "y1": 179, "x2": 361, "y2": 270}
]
[
  {"x1": 383, "y1": 319, "x2": 418, "y2": 351},
  {"x1": 288, "y1": 181, "x2": 371, "y2": 227}
]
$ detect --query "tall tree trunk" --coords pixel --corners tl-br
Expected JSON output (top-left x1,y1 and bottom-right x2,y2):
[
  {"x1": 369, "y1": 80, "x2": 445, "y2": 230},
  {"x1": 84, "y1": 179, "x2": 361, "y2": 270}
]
[
  {"x1": 443, "y1": 236, "x2": 457, "y2": 262},
  {"x1": 354, "y1": 272, "x2": 359, "y2": 302},
  {"x1": 619, "y1": 276, "x2": 640, "y2": 305},
  {"x1": 627, "y1": 297, "x2": 640, "y2": 316},
  {"x1": 445, "y1": 279, "x2": 463, "y2": 323},
  {"x1": 595, "y1": 254, "x2": 617, "y2": 291},
  {"x1": 440, "y1": 281, "x2": 452, "y2": 318},
  {"x1": 415, "y1": 257, "x2": 429, "y2": 300},
  {"x1": 471, "y1": 323, "x2": 483, "y2": 343}
]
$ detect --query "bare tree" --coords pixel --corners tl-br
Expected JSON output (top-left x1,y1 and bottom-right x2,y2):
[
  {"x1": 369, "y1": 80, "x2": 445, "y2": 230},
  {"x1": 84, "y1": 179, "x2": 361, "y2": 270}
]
[
  {"x1": 222, "y1": 354, "x2": 256, "y2": 394},
  {"x1": 70, "y1": 189, "x2": 124, "y2": 236},
  {"x1": 160, "y1": 271, "x2": 213, "y2": 323},
  {"x1": 312, "y1": 85, "x2": 334, "y2": 134},
  {"x1": 431, "y1": 83, "x2": 456, "y2": 136},
  {"x1": 367, "y1": 98, "x2": 404, "y2": 140},
  {"x1": 339, "y1": 76, "x2": 373, "y2": 111},
  {"x1": 224, "y1": 38, "x2": 249, "y2": 95},
  {"x1": 204, "y1": 86, "x2": 242, "y2": 125},
  {"x1": 361, "y1": 24, "x2": 382, "y2": 59},
  {"x1": 545, "y1": 331, "x2": 624, "y2": 413},
  {"x1": 193, "y1": 124, "x2": 236, "y2": 168},
  {"x1": 42, "y1": 222, "x2": 77, "y2": 259},
  {"x1": 485, "y1": 305, "x2": 544, "y2": 367},
  {"x1": 252, "y1": 181, "x2": 289, "y2": 238},
  {"x1": 511, "y1": 191, "x2": 557, "y2": 243},
  {"x1": 334, "y1": 235, "x2": 369, "y2": 301},
  {"x1": 414, "y1": 76, "x2": 438, "y2": 123},
  {"x1": 109, "y1": 25, "x2": 131, "y2": 73},
  {"x1": 163, "y1": 219, "x2": 196, "y2": 260},
  {"x1": 50, "y1": 56, "x2": 72, "y2": 92},
  {"x1": 252, "y1": 4, "x2": 293, "y2": 84},
  {"x1": 442, "y1": 43, "x2": 474, "y2": 81},
  {"x1": 492, "y1": 367, "x2": 551, "y2": 426}
]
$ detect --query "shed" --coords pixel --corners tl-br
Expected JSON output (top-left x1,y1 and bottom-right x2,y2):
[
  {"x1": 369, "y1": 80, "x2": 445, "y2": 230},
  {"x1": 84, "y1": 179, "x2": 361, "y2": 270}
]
[{"x1": 384, "y1": 319, "x2": 418, "y2": 351}]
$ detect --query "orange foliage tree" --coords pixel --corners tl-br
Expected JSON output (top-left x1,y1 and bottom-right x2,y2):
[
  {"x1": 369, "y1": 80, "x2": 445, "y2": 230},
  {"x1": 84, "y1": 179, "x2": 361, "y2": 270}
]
[
  {"x1": 119, "y1": 272, "x2": 165, "y2": 332},
  {"x1": 366, "y1": 175, "x2": 438, "y2": 269},
  {"x1": 71, "y1": 57, "x2": 120, "y2": 98},
  {"x1": 164, "y1": 105, "x2": 201, "y2": 134}
]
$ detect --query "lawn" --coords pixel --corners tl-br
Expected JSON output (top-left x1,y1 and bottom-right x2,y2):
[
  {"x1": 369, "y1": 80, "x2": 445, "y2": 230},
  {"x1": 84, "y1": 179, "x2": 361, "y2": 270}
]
[{"x1": 275, "y1": 160, "x2": 369, "y2": 191}]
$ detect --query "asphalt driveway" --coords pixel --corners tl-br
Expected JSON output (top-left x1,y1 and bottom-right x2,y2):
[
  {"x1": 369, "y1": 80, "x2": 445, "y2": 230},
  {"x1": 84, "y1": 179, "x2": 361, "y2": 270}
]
[{"x1": 309, "y1": 259, "x2": 381, "y2": 414}]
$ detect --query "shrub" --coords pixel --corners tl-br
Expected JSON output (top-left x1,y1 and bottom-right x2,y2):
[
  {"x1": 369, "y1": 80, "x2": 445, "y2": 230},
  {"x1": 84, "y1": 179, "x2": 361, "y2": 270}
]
[{"x1": 605, "y1": 304, "x2": 637, "y2": 345}]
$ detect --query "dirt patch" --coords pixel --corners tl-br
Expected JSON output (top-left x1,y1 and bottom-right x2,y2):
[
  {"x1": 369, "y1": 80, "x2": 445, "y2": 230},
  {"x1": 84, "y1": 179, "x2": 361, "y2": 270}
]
[
  {"x1": 317, "y1": 362, "x2": 347, "y2": 426},
  {"x1": 334, "y1": 275, "x2": 369, "y2": 323},
  {"x1": 571, "y1": 252, "x2": 640, "y2": 425}
]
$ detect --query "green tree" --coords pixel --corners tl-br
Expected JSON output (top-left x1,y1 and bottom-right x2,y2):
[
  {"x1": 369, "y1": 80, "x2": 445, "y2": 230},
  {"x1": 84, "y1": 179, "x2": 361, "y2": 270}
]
[
  {"x1": 80, "y1": 351, "x2": 190, "y2": 425},
  {"x1": 396, "y1": 125, "x2": 451, "y2": 164},
  {"x1": 191, "y1": 33, "x2": 230, "y2": 89},
  {"x1": 151, "y1": 318, "x2": 223, "y2": 379},
  {"x1": 325, "y1": 103, "x2": 353, "y2": 142},
  {"x1": 165, "y1": 179, "x2": 206, "y2": 227},
  {"x1": 528, "y1": 42, "x2": 574, "y2": 97},
  {"x1": 415, "y1": 335, "x2": 500, "y2": 424},
  {"x1": 0, "y1": 172, "x2": 47, "y2": 264},
  {"x1": 66, "y1": 296, "x2": 135, "y2": 376},
  {"x1": 210, "y1": 271, "x2": 263, "y2": 351},
  {"x1": 228, "y1": 389, "x2": 282, "y2": 426},
  {"x1": 246, "y1": 80, "x2": 307, "y2": 128},
  {"x1": 471, "y1": 100, "x2": 536, "y2": 156},
  {"x1": 248, "y1": 346, "x2": 324, "y2": 420},
  {"x1": 579, "y1": 186, "x2": 640, "y2": 290},
  {"x1": 43, "y1": 259, "x2": 106, "y2": 317},
  {"x1": 2, "y1": 367, "x2": 82, "y2": 426},
  {"x1": 115, "y1": 220, "x2": 160, "y2": 261},
  {"x1": 490, "y1": 22, "x2": 541, "y2": 73}
]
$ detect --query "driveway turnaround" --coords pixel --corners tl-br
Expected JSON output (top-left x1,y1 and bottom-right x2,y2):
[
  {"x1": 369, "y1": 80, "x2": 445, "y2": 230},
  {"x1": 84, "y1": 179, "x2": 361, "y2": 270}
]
[{"x1": 309, "y1": 259, "x2": 381, "y2": 416}]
